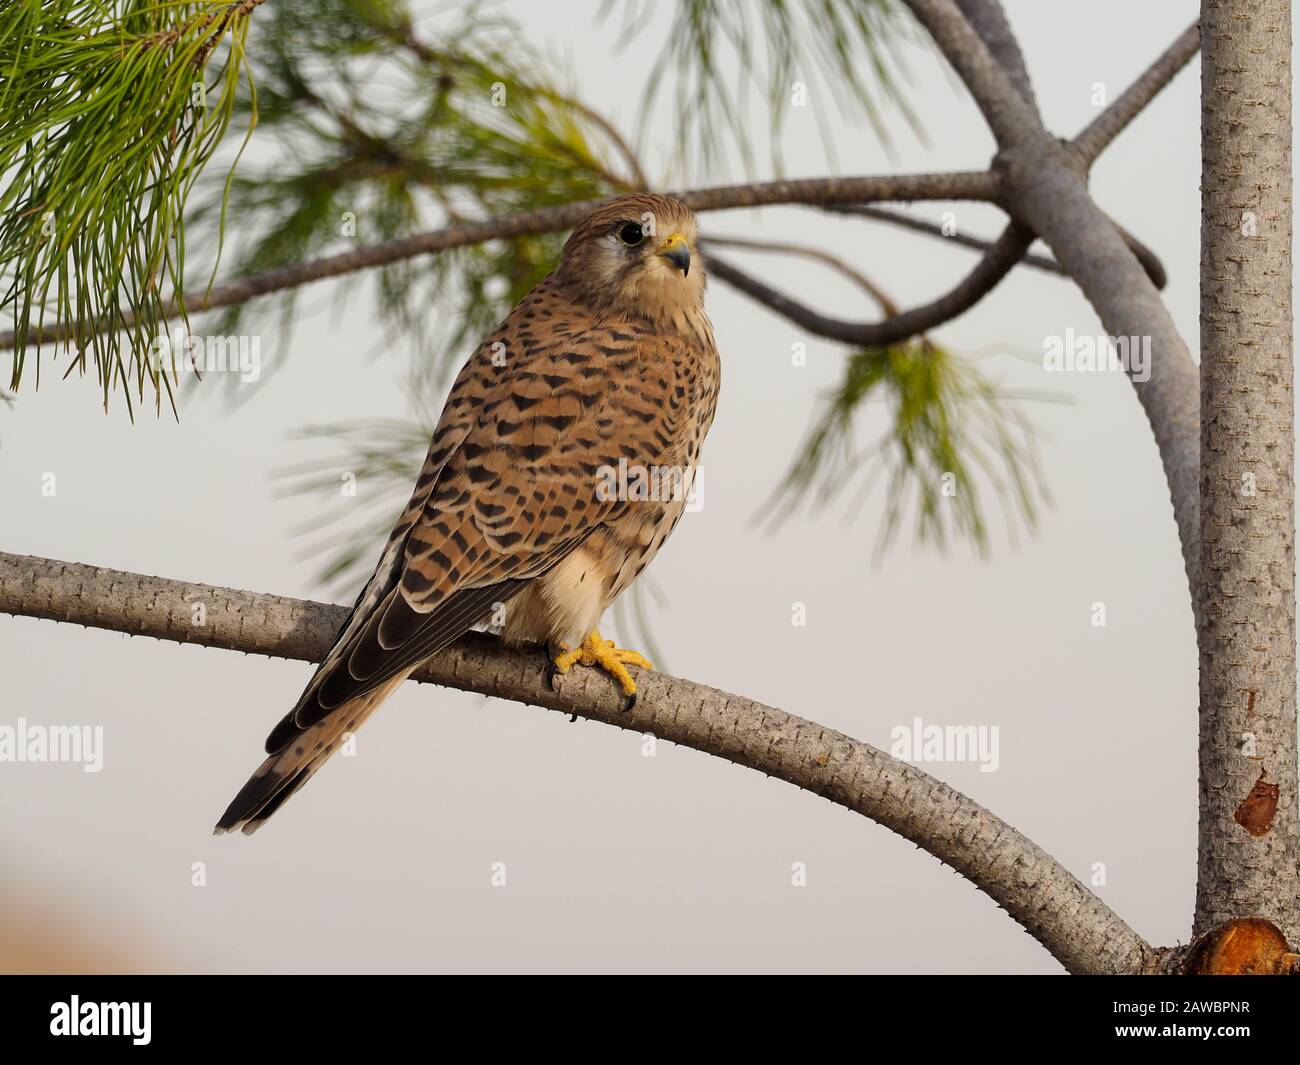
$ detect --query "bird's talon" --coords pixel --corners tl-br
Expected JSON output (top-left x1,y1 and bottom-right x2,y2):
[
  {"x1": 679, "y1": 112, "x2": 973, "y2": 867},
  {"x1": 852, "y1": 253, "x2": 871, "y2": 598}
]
[{"x1": 549, "y1": 630, "x2": 653, "y2": 706}]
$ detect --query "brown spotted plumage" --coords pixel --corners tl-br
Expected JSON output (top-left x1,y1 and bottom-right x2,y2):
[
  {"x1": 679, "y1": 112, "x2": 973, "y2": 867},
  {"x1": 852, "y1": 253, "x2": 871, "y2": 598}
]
[{"x1": 216, "y1": 194, "x2": 719, "y2": 834}]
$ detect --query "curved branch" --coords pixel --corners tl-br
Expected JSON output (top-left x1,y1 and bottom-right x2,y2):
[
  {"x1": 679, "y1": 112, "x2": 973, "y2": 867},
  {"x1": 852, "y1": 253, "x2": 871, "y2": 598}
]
[
  {"x1": 706, "y1": 223, "x2": 1032, "y2": 346},
  {"x1": 1106, "y1": 216, "x2": 1168, "y2": 291},
  {"x1": 1073, "y1": 22, "x2": 1201, "y2": 165},
  {"x1": 0, "y1": 170, "x2": 999, "y2": 352},
  {"x1": 0, "y1": 550, "x2": 1155, "y2": 974}
]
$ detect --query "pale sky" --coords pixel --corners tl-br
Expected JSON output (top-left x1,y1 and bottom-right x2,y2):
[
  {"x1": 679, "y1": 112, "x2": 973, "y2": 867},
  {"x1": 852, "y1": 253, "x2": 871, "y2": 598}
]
[{"x1": 0, "y1": 1, "x2": 1276, "y2": 973}]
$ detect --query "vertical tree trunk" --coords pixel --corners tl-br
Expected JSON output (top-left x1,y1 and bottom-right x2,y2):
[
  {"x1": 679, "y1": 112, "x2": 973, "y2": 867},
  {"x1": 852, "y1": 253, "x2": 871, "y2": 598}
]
[{"x1": 1197, "y1": 0, "x2": 1299, "y2": 942}]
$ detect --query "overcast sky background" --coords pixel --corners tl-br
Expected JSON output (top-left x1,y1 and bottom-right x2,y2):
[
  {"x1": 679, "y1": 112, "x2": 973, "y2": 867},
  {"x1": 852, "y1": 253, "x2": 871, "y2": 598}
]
[{"x1": 0, "y1": 1, "x2": 1280, "y2": 973}]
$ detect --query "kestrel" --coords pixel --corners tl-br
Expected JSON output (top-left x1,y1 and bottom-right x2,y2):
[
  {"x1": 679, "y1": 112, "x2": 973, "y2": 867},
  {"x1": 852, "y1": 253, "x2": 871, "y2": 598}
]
[{"x1": 216, "y1": 193, "x2": 720, "y2": 834}]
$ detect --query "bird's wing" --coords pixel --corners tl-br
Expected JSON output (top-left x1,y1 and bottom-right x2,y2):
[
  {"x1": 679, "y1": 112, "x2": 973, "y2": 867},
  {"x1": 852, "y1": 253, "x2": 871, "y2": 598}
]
[{"x1": 216, "y1": 282, "x2": 676, "y2": 833}]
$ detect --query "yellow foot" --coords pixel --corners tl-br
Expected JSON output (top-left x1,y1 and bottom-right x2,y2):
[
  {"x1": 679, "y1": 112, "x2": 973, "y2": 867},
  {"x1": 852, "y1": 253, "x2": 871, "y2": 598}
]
[{"x1": 551, "y1": 630, "x2": 654, "y2": 700}]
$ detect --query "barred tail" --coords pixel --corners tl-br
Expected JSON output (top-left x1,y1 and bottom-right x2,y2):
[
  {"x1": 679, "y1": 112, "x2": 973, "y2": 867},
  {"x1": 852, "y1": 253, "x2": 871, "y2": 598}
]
[{"x1": 213, "y1": 673, "x2": 409, "y2": 836}]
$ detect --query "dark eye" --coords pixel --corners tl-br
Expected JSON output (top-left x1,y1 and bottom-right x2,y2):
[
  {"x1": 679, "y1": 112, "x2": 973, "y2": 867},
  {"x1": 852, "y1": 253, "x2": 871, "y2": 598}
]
[{"x1": 617, "y1": 221, "x2": 644, "y2": 246}]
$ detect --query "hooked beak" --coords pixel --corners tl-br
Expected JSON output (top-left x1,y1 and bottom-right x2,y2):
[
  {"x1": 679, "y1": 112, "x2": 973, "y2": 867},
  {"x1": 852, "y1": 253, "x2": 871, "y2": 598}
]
[{"x1": 658, "y1": 232, "x2": 691, "y2": 276}]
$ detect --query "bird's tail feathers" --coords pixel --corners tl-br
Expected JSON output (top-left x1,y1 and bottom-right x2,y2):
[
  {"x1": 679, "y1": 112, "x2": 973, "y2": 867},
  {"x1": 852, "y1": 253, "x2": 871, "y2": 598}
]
[{"x1": 213, "y1": 672, "x2": 409, "y2": 836}]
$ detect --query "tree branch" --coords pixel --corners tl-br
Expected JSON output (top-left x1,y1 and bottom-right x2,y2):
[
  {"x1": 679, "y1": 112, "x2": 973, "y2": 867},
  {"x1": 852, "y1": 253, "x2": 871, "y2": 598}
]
[
  {"x1": 827, "y1": 204, "x2": 1168, "y2": 290},
  {"x1": 1105, "y1": 216, "x2": 1169, "y2": 291},
  {"x1": 823, "y1": 204, "x2": 1066, "y2": 277},
  {"x1": 1073, "y1": 22, "x2": 1202, "y2": 164},
  {"x1": 0, "y1": 549, "x2": 1157, "y2": 974},
  {"x1": 903, "y1": 0, "x2": 1045, "y2": 149},
  {"x1": 706, "y1": 223, "x2": 1033, "y2": 346},
  {"x1": 955, "y1": 0, "x2": 1040, "y2": 117},
  {"x1": 0, "y1": 170, "x2": 998, "y2": 352}
]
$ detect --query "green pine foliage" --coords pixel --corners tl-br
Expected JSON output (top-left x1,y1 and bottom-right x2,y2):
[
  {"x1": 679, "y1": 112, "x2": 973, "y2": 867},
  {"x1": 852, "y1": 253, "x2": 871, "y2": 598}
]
[
  {"x1": 768, "y1": 339, "x2": 1050, "y2": 557},
  {"x1": 0, "y1": 0, "x2": 259, "y2": 414},
  {"x1": 629, "y1": 0, "x2": 922, "y2": 175}
]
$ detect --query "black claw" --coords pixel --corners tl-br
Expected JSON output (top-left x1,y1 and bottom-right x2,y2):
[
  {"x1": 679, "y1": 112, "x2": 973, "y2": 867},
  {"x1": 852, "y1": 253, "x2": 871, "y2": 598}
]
[{"x1": 621, "y1": 690, "x2": 637, "y2": 712}]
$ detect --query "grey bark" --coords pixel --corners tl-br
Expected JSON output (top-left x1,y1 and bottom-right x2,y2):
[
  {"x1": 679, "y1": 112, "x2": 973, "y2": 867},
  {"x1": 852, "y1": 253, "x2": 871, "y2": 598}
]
[
  {"x1": 1195, "y1": 0, "x2": 1299, "y2": 943},
  {"x1": 954, "y1": 0, "x2": 1040, "y2": 116},
  {"x1": 0, "y1": 550, "x2": 1156, "y2": 975}
]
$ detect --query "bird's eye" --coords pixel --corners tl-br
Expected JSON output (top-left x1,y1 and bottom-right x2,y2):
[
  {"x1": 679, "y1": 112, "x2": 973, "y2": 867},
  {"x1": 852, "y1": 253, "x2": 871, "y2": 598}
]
[{"x1": 617, "y1": 221, "x2": 645, "y2": 246}]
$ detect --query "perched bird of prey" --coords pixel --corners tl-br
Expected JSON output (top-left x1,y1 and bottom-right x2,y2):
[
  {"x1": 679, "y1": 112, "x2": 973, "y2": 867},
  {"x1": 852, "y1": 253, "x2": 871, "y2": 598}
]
[{"x1": 216, "y1": 193, "x2": 719, "y2": 834}]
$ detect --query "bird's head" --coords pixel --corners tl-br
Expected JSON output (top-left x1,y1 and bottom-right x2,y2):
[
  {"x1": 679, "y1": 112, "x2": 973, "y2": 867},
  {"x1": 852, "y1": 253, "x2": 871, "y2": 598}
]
[{"x1": 556, "y1": 194, "x2": 705, "y2": 325}]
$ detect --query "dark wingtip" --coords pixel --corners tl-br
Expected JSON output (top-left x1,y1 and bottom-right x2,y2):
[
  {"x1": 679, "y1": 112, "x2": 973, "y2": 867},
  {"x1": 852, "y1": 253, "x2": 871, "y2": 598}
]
[{"x1": 214, "y1": 764, "x2": 289, "y2": 835}]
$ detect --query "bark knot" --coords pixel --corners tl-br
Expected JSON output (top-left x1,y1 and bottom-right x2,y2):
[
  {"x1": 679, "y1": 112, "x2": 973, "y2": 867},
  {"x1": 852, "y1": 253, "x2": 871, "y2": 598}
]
[{"x1": 1233, "y1": 768, "x2": 1280, "y2": 837}]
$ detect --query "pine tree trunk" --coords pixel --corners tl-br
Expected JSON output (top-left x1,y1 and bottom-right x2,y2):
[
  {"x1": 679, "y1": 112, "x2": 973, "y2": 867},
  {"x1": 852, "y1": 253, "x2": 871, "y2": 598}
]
[{"x1": 1196, "y1": 0, "x2": 1299, "y2": 942}]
